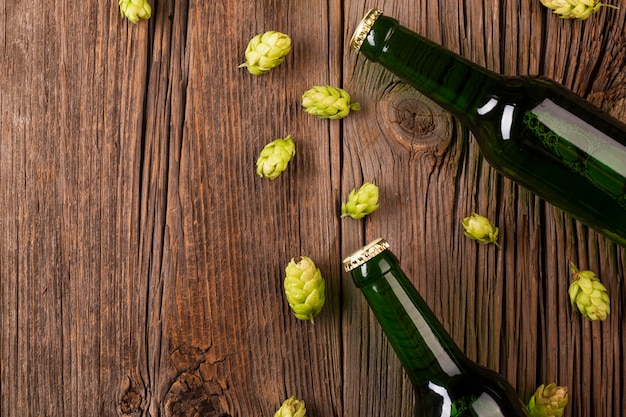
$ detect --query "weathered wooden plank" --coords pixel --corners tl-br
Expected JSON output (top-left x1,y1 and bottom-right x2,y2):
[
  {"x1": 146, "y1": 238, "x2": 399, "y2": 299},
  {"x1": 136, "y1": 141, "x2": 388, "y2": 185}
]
[
  {"x1": 342, "y1": 2, "x2": 626, "y2": 417},
  {"x1": 1, "y1": 0, "x2": 625, "y2": 416},
  {"x1": 156, "y1": 1, "x2": 343, "y2": 416},
  {"x1": 1, "y1": 1, "x2": 149, "y2": 416}
]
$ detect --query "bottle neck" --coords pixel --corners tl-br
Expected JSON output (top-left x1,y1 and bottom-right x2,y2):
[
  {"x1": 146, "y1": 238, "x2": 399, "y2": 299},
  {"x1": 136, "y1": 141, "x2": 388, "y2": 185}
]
[
  {"x1": 351, "y1": 249, "x2": 468, "y2": 387},
  {"x1": 357, "y1": 14, "x2": 502, "y2": 126}
]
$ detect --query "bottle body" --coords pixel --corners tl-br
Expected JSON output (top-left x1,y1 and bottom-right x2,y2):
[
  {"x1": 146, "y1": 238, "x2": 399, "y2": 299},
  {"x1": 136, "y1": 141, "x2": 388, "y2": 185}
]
[
  {"x1": 352, "y1": 9, "x2": 626, "y2": 247},
  {"x1": 343, "y1": 238, "x2": 529, "y2": 416}
]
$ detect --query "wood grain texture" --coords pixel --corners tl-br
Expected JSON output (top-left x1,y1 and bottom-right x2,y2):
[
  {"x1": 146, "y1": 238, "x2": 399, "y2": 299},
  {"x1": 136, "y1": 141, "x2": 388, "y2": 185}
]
[
  {"x1": 0, "y1": 0, "x2": 624, "y2": 416},
  {"x1": 342, "y1": 1, "x2": 626, "y2": 417}
]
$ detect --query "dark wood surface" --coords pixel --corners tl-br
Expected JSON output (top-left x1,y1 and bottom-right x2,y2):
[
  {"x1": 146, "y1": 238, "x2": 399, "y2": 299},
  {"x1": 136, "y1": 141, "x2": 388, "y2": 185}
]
[{"x1": 2, "y1": 1, "x2": 625, "y2": 416}]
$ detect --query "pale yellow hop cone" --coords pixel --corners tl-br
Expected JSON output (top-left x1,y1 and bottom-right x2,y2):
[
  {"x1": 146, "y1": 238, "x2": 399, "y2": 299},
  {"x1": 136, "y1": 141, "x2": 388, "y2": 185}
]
[
  {"x1": 540, "y1": 0, "x2": 618, "y2": 20},
  {"x1": 284, "y1": 256, "x2": 326, "y2": 323},
  {"x1": 527, "y1": 383, "x2": 569, "y2": 417},
  {"x1": 119, "y1": 0, "x2": 152, "y2": 24},
  {"x1": 274, "y1": 396, "x2": 306, "y2": 417},
  {"x1": 256, "y1": 136, "x2": 296, "y2": 180},
  {"x1": 239, "y1": 31, "x2": 291, "y2": 75},
  {"x1": 341, "y1": 182, "x2": 380, "y2": 219},
  {"x1": 568, "y1": 263, "x2": 610, "y2": 321},
  {"x1": 302, "y1": 85, "x2": 361, "y2": 119},
  {"x1": 461, "y1": 213, "x2": 500, "y2": 247}
]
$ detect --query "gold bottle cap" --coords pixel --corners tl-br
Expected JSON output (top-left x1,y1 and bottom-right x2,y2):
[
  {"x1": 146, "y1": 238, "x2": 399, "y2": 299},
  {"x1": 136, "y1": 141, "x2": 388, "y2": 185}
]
[
  {"x1": 349, "y1": 8, "x2": 383, "y2": 53},
  {"x1": 343, "y1": 238, "x2": 389, "y2": 272}
]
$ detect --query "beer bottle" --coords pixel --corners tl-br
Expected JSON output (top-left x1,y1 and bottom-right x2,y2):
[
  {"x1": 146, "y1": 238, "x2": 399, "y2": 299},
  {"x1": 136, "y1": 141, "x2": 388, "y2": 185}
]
[
  {"x1": 351, "y1": 9, "x2": 626, "y2": 247},
  {"x1": 343, "y1": 238, "x2": 530, "y2": 416}
]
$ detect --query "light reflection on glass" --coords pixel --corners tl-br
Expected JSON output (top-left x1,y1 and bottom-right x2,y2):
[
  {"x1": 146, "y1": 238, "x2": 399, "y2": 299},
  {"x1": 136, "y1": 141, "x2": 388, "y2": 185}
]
[
  {"x1": 386, "y1": 274, "x2": 461, "y2": 377},
  {"x1": 477, "y1": 98, "x2": 498, "y2": 115},
  {"x1": 531, "y1": 99, "x2": 626, "y2": 178},
  {"x1": 476, "y1": 98, "x2": 515, "y2": 140},
  {"x1": 471, "y1": 392, "x2": 505, "y2": 416},
  {"x1": 501, "y1": 105, "x2": 515, "y2": 140},
  {"x1": 428, "y1": 382, "x2": 452, "y2": 417}
]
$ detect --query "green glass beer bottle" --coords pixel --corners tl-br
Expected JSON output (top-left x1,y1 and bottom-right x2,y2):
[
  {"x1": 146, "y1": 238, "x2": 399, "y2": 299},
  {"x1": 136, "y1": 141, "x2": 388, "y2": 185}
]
[
  {"x1": 343, "y1": 238, "x2": 529, "y2": 416},
  {"x1": 351, "y1": 9, "x2": 626, "y2": 247}
]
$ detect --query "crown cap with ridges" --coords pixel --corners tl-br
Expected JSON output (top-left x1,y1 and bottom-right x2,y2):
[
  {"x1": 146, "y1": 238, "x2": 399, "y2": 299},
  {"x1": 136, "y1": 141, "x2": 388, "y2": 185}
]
[
  {"x1": 343, "y1": 238, "x2": 389, "y2": 272},
  {"x1": 350, "y1": 9, "x2": 383, "y2": 53}
]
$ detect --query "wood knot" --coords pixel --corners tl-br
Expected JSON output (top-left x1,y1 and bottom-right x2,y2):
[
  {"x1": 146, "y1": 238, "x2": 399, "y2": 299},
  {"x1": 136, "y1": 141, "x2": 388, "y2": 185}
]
[
  {"x1": 376, "y1": 82, "x2": 453, "y2": 153},
  {"x1": 165, "y1": 372, "x2": 229, "y2": 417},
  {"x1": 120, "y1": 389, "x2": 142, "y2": 415}
]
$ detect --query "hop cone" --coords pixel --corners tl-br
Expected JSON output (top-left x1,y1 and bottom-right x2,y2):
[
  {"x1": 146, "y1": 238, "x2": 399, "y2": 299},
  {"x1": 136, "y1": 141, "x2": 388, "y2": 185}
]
[
  {"x1": 527, "y1": 383, "x2": 569, "y2": 417},
  {"x1": 568, "y1": 263, "x2": 610, "y2": 321},
  {"x1": 461, "y1": 213, "x2": 500, "y2": 248},
  {"x1": 284, "y1": 256, "x2": 325, "y2": 322},
  {"x1": 301, "y1": 85, "x2": 361, "y2": 120},
  {"x1": 540, "y1": 0, "x2": 618, "y2": 19},
  {"x1": 239, "y1": 31, "x2": 291, "y2": 75},
  {"x1": 341, "y1": 182, "x2": 380, "y2": 219},
  {"x1": 119, "y1": 0, "x2": 152, "y2": 24},
  {"x1": 274, "y1": 396, "x2": 306, "y2": 417},
  {"x1": 256, "y1": 136, "x2": 296, "y2": 180}
]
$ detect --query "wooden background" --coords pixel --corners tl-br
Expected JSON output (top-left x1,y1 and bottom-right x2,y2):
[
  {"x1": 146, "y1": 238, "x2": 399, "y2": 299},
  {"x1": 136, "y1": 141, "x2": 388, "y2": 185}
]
[{"x1": 1, "y1": 0, "x2": 625, "y2": 416}]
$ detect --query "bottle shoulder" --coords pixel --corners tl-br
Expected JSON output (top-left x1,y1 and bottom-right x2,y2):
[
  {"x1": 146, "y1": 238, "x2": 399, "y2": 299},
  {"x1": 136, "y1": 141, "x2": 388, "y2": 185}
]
[
  {"x1": 415, "y1": 366, "x2": 529, "y2": 416},
  {"x1": 473, "y1": 75, "x2": 626, "y2": 129}
]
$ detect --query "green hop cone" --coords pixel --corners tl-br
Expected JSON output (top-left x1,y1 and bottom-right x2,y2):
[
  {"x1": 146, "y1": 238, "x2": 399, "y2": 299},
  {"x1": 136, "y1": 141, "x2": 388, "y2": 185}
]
[
  {"x1": 540, "y1": 0, "x2": 618, "y2": 19},
  {"x1": 256, "y1": 136, "x2": 296, "y2": 180},
  {"x1": 284, "y1": 256, "x2": 325, "y2": 323},
  {"x1": 568, "y1": 263, "x2": 610, "y2": 321},
  {"x1": 527, "y1": 383, "x2": 569, "y2": 417},
  {"x1": 119, "y1": 0, "x2": 152, "y2": 24},
  {"x1": 274, "y1": 396, "x2": 306, "y2": 417},
  {"x1": 341, "y1": 182, "x2": 380, "y2": 219},
  {"x1": 301, "y1": 85, "x2": 361, "y2": 120},
  {"x1": 239, "y1": 31, "x2": 291, "y2": 75},
  {"x1": 461, "y1": 213, "x2": 500, "y2": 248}
]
